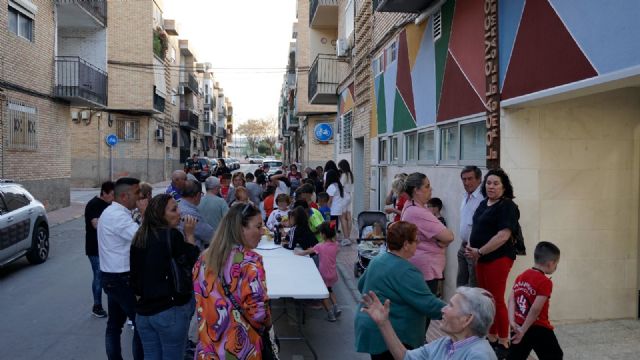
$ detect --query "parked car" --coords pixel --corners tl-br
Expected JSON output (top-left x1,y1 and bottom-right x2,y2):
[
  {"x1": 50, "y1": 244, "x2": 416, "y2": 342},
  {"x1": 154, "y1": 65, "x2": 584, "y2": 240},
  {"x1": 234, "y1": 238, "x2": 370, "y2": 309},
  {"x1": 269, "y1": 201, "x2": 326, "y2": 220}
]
[
  {"x1": 185, "y1": 157, "x2": 214, "y2": 182},
  {"x1": 262, "y1": 160, "x2": 283, "y2": 176},
  {"x1": 225, "y1": 157, "x2": 239, "y2": 170},
  {"x1": 247, "y1": 155, "x2": 264, "y2": 164},
  {"x1": 0, "y1": 180, "x2": 49, "y2": 267},
  {"x1": 230, "y1": 158, "x2": 240, "y2": 170}
]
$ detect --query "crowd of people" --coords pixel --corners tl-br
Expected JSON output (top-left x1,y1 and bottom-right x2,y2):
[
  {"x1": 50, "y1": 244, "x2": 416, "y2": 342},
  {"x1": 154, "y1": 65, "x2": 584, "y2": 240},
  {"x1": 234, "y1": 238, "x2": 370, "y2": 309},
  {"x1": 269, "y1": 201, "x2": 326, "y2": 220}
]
[{"x1": 85, "y1": 159, "x2": 562, "y2": 360}]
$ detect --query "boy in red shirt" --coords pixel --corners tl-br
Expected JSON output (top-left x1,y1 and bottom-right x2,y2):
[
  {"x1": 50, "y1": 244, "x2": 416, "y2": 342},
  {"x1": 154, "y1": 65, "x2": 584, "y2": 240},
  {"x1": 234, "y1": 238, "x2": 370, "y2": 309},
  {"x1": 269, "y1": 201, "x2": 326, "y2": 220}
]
[{"x1": 507, "y1": 241, "x2": 563, "y2": 360}]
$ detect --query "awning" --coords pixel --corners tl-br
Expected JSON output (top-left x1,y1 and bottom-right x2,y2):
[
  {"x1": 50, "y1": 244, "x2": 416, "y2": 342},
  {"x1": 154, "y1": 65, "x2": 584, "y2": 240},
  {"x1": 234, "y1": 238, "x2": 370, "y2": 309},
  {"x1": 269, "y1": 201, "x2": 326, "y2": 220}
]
[{"x1": 153, "y1": 58, "x2": 167, "y2": 97}]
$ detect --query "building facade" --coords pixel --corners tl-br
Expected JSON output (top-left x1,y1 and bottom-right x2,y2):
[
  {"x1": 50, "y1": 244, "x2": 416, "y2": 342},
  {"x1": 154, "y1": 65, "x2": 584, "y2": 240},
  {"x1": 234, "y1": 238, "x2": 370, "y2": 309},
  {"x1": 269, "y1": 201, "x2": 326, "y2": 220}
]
[{"x1": 363, "y1": 0, "x2": 640, "y2": 321}]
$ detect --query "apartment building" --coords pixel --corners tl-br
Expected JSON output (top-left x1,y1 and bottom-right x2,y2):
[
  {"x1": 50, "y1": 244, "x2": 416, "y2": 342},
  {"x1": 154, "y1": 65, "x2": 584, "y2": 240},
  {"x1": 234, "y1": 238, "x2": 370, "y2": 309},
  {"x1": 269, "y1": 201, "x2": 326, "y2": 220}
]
[
  {"x1": 280, "y1": 0, "x2": 342, "y2": 169},
  {"x1": 0, "y1": 0, "x2": 81, "y2": 210},
  {"x1": 215, "y1": 85, "x2": 228, "y2": 158},
  {"x1": 225, "y1": 98, "x2": 233, "y2": 157},
  {"x1": 200, "y1": 63, "x2": 216, "y2": 157}
]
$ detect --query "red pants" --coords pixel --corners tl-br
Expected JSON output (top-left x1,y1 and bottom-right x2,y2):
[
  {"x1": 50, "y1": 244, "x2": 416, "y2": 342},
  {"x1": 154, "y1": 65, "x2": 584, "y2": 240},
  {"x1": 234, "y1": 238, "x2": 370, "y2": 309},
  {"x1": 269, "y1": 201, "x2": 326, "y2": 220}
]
[{"x1": 476, "y1": 256, "x2": 514, "y2": 338}]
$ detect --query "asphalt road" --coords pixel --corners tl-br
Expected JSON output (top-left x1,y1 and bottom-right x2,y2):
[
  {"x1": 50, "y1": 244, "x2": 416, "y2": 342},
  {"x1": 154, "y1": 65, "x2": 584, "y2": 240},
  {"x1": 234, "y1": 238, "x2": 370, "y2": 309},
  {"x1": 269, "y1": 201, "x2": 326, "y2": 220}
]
[{"x1": 0, "y1": 169, "x2": 369, "y2": 359}]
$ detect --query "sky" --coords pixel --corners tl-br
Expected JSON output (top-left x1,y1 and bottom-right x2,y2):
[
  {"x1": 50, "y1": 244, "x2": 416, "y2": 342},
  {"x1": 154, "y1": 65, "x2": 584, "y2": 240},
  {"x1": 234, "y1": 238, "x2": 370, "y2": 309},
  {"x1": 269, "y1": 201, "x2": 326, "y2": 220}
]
[{"x1": 163, "y1": 0, "x2": 297, "y2": 127}]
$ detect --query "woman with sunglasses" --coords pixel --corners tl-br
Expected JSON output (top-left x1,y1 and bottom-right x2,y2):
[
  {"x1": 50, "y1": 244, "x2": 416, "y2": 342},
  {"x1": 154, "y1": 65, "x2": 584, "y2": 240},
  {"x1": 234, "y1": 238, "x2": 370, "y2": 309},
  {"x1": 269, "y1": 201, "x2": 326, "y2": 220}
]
[
  {"x1": 355, "y1": 221, "x2": 445, "y2": 360},
  {"x1": 193, "y1": 203, "x2": 272, "y2": 360}
]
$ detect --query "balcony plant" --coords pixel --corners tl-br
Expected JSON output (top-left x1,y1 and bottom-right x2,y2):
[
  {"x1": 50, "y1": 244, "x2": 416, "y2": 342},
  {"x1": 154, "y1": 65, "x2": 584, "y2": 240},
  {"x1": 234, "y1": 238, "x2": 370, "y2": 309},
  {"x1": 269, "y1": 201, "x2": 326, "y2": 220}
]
[{"x1": 153, "y1": 27, "x2": 168, "y2": 59}]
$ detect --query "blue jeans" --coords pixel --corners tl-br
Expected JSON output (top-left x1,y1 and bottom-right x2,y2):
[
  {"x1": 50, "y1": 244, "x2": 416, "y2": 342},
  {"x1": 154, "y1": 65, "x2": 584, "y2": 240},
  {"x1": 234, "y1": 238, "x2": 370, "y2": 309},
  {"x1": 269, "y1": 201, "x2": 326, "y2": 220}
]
[
  {"x1": 136, "y1": 299, "x2": 195, "y2": 360},
  {"x1": 88, "y1": 256, "x2": 103, "y2": 306},
  {"x1": 101, "y1": 272, "x2": 144, "y2": 360}
]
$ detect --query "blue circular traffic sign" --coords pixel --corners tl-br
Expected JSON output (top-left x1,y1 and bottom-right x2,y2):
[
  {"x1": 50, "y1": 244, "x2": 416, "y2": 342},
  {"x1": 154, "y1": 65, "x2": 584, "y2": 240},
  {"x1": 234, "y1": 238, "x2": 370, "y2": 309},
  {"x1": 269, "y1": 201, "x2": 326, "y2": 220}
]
[
  {"x1": 105, "y1": 134, "x2": 118, "y2": 147},
  {"x1": 314, "y1": 123, "x2": 333, "y2": 142}
]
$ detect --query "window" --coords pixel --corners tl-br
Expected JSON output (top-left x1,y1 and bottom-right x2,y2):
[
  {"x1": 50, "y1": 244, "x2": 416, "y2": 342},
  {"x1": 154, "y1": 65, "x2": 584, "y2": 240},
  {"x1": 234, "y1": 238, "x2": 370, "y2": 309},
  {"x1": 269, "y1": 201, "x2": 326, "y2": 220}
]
[
  {"x1": 391, "y1": 136, "x2": 399, "y2": 163},
  {"x1": 116, "y1": 118, "x2": 140, "y2": 141},
  {"x1": 8, "y1": 5, "x2": 33, "y2": 41},
  {"x1": 6, "y1": 100, "x2": 37, "y2": 150},
  {"x1": 3, "y1": 186, "x2": 30, "y2": 212},
  {"x1": 172, "y1": 128, "x2": 178, "y2": 147},
  {"x1": 373, "y1": 54, "x2": 384, "y2": 76},
  {"x1": 405, "y1": 132, "x2": 417, "y2": 163},
  {"x1": 344, "y1": 0, "x2": 355, "y2": 38},
  {"x1": 440, "y1": 126, "x2": 458, "y2": 162},
  {"x1": 379, "y1": 138, "x2": 388, "y2": 163},
  {"x1": 385, "y1": 41, "x2": 397, "y2": 66},
  {"x1": 418, "y1": 130, "x2": 435, "y2": 163},
  {"x1": 341, "y1": 112, "x2": 352, "y2": 152},
  {"x1": 460, "y1": 121, "x2": 486, "y2": 161}
]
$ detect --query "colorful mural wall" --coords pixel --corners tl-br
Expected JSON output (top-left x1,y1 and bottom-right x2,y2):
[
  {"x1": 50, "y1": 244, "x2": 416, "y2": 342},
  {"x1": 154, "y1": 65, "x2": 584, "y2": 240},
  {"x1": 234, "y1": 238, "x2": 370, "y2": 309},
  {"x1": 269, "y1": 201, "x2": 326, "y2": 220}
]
[
  {"x1": 372, "y1": 0, "x2": 640, "y2": 136},
  {"x1": 372, "y1": 0, "x2": 486, "y2": 136},
  {"x1": 500, "y1": 0, "x2": 640, "y2": 99}
]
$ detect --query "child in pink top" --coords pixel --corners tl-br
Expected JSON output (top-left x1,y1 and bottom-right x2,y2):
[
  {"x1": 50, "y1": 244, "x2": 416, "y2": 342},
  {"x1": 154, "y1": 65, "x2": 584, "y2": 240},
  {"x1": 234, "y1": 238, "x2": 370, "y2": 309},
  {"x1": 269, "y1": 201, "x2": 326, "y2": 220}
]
[{"x1": 295, "y1": 221, "x2": 341, "y2": 322}]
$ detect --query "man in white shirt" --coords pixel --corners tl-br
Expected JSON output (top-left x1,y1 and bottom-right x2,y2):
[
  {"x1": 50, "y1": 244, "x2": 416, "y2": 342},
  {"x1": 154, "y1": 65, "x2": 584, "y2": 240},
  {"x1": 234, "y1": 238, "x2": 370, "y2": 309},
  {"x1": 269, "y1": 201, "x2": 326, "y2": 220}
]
[
  {"x1": 269, "y1": 171, "x2": 290, "y2": 198},
  {"x1": 97, "y1": 177, "x2": 143, "y2": 360},
  {"x1": 457, "y1": 166, "x2": 484, "y2": 287}
]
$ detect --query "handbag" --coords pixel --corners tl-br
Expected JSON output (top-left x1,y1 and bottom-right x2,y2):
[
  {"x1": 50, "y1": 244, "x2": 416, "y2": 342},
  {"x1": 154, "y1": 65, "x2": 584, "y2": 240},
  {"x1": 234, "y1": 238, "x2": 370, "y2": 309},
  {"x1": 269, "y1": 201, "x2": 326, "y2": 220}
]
[
  {"x1": 512, "y1": 222, "x2": 526, "y2": 256},
  {"x1": 220, "y1": 274, "x2": 279, "y2": 360},
  {"x1": 165, "y1": 229, "x2": 193, "y2": 297}
]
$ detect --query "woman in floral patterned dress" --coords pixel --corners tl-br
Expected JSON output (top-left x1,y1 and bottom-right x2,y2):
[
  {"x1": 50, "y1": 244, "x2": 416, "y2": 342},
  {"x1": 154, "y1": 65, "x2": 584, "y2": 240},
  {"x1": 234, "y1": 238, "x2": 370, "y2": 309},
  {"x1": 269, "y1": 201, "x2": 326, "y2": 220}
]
[{"x1": 193, "y1": 203, "x2": 271, "y2": 359}]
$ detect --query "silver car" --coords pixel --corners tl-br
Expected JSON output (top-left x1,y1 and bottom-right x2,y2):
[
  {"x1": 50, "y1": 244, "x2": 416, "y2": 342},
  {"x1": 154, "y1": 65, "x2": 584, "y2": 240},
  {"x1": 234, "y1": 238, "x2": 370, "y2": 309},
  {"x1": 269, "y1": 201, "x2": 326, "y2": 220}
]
[{"x1": 0, "y1": 180, "x2": 49, "y2": 267}]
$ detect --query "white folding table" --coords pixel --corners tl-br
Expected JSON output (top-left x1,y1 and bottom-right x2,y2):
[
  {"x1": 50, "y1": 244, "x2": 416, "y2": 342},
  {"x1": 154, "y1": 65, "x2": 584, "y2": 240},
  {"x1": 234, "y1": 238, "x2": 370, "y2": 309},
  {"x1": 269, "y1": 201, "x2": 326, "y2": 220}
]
[{"x1": 256, "y1": 241, "x2": 328, "y2": 359}]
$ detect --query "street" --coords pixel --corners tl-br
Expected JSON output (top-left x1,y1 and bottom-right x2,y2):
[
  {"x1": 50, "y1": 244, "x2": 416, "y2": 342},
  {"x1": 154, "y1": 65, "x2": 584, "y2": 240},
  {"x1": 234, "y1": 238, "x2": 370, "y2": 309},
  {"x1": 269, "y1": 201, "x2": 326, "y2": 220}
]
[{"x1": 0, "y1": 169, "x2": 368, "y2": 360}]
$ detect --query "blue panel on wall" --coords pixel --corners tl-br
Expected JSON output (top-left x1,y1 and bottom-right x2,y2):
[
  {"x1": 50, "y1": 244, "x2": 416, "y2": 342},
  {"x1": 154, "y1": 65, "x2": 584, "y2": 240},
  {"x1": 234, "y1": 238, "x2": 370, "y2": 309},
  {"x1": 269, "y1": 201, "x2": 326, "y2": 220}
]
[
  {"x1": 383, "y1": 60, "x2": 398, "y2": 135},
  {"x1": 412, "y1": 17, "x2": 437, "y2": 127},
  {"x1": 499, "y1": 0, "x2": 526, "y2": 89},
  {"x1": 549, "y1": 0, "x2": 640, "y2": 74}
]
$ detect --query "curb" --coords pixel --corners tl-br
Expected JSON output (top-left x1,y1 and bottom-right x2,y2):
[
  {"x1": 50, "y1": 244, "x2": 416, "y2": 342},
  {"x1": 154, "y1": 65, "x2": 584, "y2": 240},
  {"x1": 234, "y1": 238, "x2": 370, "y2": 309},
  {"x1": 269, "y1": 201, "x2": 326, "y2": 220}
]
[
  {"x1": 50, "y1": 214, "x2": 83, "y2": 228},
  {"x1": 337, "y1": 261, "x2": 362, "y2": 304}
]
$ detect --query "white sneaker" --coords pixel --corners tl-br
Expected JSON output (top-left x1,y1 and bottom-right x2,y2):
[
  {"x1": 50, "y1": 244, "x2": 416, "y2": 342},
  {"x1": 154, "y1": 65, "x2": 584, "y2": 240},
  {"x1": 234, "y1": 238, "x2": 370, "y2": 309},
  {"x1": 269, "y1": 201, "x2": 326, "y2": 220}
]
[{"x1": 340, "y1": 239, "x2": 352, "y2": 246}]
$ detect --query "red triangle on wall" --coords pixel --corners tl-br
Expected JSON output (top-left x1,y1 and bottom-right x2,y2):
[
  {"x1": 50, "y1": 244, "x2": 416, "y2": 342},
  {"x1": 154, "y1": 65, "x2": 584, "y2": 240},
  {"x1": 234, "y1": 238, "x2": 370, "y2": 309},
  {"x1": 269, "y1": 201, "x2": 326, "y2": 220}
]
[
  {"x1": 437, "y1": 53, "x2": 486, "y2": 122},
  {"x1": 501, "y1": 0, "x2": 597, "y2": 100}
]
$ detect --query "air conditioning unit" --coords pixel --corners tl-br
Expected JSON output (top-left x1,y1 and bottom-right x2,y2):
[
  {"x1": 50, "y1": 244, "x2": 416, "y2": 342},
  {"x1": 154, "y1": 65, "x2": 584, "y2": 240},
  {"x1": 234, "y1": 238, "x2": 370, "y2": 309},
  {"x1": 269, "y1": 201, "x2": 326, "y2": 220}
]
[
  {"x1": 71, "y1": 111, "x2": 80, "y2": 122},
  {"x1": 177, "y1": 86, "x2": 185, "y2": 95},
  {"x1": 81, "y1": 110, "x2": 90, "y2": 120},
  {"x1": 155, "y1": 128, "x2": 164, "y2": 141},
  {"x1": 336, "y1": 38, "x2": 349, "y2": 57}
]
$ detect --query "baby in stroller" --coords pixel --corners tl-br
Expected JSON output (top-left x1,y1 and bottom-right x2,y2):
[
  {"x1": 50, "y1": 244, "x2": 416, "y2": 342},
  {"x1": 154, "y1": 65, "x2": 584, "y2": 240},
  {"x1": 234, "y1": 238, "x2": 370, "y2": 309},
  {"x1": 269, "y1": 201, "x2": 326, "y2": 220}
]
[{"x1": 354, "y1": 211, "x2": 388, "y2": 277}]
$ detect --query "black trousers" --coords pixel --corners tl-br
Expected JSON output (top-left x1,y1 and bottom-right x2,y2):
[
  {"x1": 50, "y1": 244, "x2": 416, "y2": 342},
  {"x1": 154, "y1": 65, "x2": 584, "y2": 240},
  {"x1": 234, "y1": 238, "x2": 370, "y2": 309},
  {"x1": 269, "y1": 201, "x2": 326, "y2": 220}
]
[{"x1": 507, "y1": 325, "x2": 563, "y2": 360}]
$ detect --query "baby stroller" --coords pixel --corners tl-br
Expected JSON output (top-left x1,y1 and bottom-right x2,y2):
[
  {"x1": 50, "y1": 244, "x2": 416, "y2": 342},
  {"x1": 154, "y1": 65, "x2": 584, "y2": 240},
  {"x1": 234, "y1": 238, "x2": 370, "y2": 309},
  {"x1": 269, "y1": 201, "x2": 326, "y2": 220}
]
[{"x1": 353, "y1": 211, "x2": 388, "y2": 277}]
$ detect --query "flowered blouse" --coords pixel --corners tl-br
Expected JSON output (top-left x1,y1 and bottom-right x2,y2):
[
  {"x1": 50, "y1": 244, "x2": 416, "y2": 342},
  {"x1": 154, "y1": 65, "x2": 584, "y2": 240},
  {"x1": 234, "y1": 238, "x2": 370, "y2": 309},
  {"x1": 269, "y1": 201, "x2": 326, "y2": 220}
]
[{"x1": 193, "y1": 245, "x2": 271, "y2": 360}]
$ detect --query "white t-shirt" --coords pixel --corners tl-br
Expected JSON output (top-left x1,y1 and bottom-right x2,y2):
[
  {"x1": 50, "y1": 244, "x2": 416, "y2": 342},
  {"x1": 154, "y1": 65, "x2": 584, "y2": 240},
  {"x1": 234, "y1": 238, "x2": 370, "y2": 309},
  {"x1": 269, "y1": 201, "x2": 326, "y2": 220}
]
[
  {"x1": 326, "y1": 183, "x2": 345, "y2": 216},
  {"x1": 340, "y1": 173, "x2": 354, "y2": 195},
  {"x1": 274, "y1": 180, "x2": 290, "y2": 199}
]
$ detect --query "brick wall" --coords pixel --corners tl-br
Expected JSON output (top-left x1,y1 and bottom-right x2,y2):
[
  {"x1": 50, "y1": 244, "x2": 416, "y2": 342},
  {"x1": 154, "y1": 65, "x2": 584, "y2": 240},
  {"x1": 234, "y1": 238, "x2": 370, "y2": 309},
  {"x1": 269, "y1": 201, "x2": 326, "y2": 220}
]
[
  {"x1": 0, "y1": 0, "x2": 71, "y2": 210},
  {"x1": 107, "y1": 0, "x2": 154, "y2": 110}
]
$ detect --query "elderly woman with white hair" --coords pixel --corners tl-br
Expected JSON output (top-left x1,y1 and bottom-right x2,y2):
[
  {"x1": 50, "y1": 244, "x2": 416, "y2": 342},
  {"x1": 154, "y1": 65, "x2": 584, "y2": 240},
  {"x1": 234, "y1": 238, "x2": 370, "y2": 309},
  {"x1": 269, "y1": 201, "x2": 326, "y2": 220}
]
[{"x1": 361, "y1": 287, "x2": 497, "y2": 360}]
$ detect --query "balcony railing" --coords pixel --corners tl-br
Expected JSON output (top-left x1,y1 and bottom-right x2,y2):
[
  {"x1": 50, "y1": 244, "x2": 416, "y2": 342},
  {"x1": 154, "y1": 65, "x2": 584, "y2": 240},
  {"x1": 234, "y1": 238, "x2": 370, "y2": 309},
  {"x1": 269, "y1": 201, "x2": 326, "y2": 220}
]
[
  {"x1": 179, "y1": 109, "x2": 199, "y2": 130},
  {"x1": 54, "y1": 56, "x2": 107, "y2": 107},
  {"x1": 308, "y1": 54, "x2": 339, "y2": 105},
  {"x1": 310, "y1": 0, "x2": 338, "y2": 28},
  {"x1": 56, "y1": 0, "x2": 106, "y2": 26},
  {"x1": 373, "y1": 0, "x2": 439, "y2": 13},
  {"x1": 217, "y1": 127, "x2": 226, "y2": 138},
  {"x1": 180, "y1": 73, "x2": 198, "y2": 94},
  {"x1": 204, "y1": 95, "x2": 214, "y2": 110},
  {"x1": 286, "y1": 112, "x2": 299, "y2": 130}
]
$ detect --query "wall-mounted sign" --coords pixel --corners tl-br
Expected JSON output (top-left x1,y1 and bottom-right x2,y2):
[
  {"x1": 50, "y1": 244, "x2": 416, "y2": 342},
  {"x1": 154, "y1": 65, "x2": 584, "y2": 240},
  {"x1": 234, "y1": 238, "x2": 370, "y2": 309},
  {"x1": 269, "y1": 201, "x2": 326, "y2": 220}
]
[
  {"x1": 105, "y1": 134, "x2": 118, "y2": 147},
  {"x1": 484, "y1": 0, "x2": 500, "y2": 169},
  {"x1": 314, "y1": 123, "x2": 333, "y2": 142}
]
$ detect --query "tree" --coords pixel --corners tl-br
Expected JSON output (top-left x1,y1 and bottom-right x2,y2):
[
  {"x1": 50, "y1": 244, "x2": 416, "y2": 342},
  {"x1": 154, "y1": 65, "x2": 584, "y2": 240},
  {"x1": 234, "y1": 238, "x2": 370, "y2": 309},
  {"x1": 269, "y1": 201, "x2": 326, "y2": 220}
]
[{"x1": 236, "y1": 118, "x2": 277, "y2": 155}]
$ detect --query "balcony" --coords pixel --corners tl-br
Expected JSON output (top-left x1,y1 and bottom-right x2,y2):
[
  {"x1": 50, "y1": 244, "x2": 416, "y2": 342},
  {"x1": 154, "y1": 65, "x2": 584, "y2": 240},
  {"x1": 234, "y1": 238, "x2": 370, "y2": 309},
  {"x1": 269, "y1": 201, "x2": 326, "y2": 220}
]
[
  {"x1": 56, "y1": 0, "x2": 106, "y2": 27},
  {"x1": 373, "y1": 0, "x2": 439, "y2": 13},
  {"x1": 203, "y1": 122, "x2": 214, "y2": 136},
  {"x1": 310, "y1": 0, "x2": 338, "y2": 28},
  {"x1": 217, "y1": 127, "x2": 227, "y2": 138},
  {"x1": 204, "y1": 96, "x2": 213, "y2": 110},
  {"x1": 287, "y1": 113, "x2": 299, "y2": 130},
  {"x1": 308, "y1": 54, "x2": 340, "y2": 105},
  {"x1": 180, "y1": 73, "x2": 198, "y2": 94},
  {"x1": 180, "y1": 109, "x2": 199, "y2": 130},
  {"x1": 54, "y1": 56, "x2": 107, "y2": 107}
]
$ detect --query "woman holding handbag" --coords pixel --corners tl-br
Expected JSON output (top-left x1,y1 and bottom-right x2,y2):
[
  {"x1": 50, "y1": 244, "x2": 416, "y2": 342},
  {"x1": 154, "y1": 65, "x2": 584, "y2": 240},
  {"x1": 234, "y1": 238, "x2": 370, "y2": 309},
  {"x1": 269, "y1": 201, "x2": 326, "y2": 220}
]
[
  {"x1": 130, "y1": 194, "x2": 200, "y2": 360},
  {"x1": 193, "y1": 203, "x2": 274, "y2": 360}
]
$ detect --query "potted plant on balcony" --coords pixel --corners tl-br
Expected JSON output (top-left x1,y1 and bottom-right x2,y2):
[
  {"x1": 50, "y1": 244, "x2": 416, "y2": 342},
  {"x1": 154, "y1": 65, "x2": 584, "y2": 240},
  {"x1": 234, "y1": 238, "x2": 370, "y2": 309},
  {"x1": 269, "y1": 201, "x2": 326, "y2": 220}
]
[{"x1": 153, "y1": 27, "x2": 168, "y2": 59}]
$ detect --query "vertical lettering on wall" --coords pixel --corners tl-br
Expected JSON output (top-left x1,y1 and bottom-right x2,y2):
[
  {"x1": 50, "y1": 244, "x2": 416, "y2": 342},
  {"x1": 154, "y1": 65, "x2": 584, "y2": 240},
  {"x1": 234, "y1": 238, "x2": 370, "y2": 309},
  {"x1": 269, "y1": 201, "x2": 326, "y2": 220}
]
[{"x1": 484, "y1": 0, "x2": 500, "y2": 169}]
